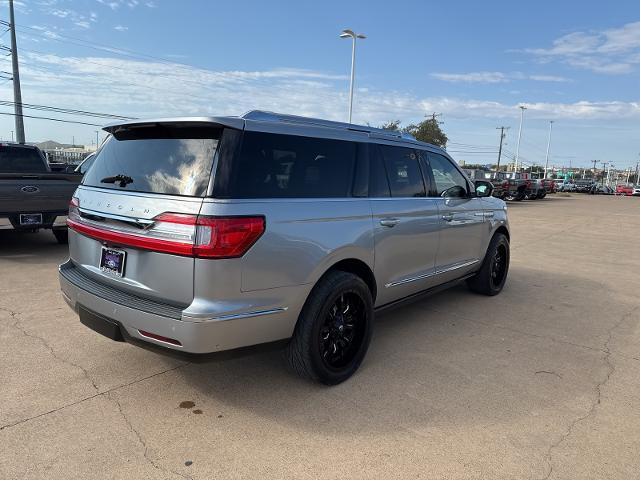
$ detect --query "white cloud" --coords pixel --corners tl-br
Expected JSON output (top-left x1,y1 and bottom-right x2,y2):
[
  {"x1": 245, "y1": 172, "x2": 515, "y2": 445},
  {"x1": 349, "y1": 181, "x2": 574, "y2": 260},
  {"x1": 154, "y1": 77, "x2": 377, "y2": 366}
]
[
  {"x1": 431, "y1": 71, "x2": 508, "y2": 83},
  {"x1": 40, "y1": 5, "x2": 95, "y2": 29},
  {"x1": 12, "y1": 51, "x2": 639, "y2": 126},
  {"x1": 431, "y1": 71, "x2": 571, "y2": 84},
  {"x1": 522, "y1": 21, "x2": 640, "y2": 74},
  {"x1": 114, "y1": 25, "x2": 128, "y2": 32},
  {"x1": 527, "y1": 74, "x2": 571, "y2": 82}
]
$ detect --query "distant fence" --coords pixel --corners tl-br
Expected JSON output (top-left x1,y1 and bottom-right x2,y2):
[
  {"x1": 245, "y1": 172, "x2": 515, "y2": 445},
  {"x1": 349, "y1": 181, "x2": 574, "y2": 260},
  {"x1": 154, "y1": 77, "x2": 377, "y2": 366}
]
[{"x1": 43, "y1": 150, "x2": 92, "y2": 165}]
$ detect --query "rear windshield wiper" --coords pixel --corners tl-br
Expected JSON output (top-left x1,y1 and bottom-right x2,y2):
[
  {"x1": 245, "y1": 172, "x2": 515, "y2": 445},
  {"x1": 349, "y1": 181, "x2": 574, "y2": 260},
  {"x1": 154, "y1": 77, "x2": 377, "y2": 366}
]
[{"x1": 101, "y1": 174, "x2": 134, "y2": 188}]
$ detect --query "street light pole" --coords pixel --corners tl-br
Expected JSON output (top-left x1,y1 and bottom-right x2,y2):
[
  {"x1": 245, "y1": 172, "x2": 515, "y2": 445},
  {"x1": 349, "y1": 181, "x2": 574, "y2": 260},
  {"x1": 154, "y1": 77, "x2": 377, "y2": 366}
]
[
  {"x1": 514, "y1": 105, "x2": 527, "y2": 173},
  {"x1": 544, "y1": 120, "x2": 554, "y2": 179},
  {"x1": 340, "y1": 29, "x2": 366, "y2": 124}
]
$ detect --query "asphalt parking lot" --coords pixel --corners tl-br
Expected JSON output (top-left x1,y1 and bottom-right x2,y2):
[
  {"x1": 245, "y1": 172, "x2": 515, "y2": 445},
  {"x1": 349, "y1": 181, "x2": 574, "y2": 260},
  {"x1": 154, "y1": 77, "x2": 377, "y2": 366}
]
[{"x1": 1, "y1": 194, "x2": 639, "y2": 480}]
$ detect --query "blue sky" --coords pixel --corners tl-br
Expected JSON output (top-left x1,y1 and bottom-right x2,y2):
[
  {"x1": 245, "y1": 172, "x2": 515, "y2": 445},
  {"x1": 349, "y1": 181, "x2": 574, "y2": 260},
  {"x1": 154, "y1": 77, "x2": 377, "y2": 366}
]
[{"x1": 1, "y1": 0, "x2": 639, "y2": 169}]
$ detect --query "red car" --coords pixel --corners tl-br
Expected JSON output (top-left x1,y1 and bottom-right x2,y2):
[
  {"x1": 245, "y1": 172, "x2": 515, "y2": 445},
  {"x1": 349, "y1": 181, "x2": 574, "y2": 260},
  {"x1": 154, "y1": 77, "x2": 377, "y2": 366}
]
[{"x1": 616, "y1": 185, "x2": 634, "y2": 196}]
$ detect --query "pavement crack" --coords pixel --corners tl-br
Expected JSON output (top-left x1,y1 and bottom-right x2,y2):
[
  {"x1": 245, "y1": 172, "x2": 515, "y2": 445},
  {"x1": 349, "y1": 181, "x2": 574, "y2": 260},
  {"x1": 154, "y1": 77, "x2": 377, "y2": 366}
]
[
  {"x1": 535, "y1": 370, "x2": 562, "y2": 379},
  {"x1": 7, "y1": 312, "x2": 100, "y2": 393},
  {"x1": 539, "y1": 305, "x2": 638, "y2": 480},
  {"x1": 107, "y1": 392, "x2": 193, "y2": 480},
  {"x1": 0, "y1": 363, "x2": 188, "y2": 432}
]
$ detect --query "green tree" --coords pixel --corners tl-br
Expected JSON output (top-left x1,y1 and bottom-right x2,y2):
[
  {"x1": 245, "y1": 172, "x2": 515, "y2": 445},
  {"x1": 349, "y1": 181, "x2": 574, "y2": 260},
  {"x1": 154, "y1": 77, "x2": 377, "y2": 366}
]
[
  {"x1": 379, "y1": 116, "x2": 448, "y2": 148},
  {"x1": 379, "y1": 120, "x2": 402, "y2": 132},
  {"x1": 404, "y1": 116, "x2": 448, "y2": 147}
]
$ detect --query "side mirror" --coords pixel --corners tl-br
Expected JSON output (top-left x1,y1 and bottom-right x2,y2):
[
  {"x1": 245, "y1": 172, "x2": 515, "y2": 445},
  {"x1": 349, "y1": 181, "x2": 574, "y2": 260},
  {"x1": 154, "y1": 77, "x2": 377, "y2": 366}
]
[
  {"x1": 474, "y1": 180, "x2": 494, "y2": 198},
  {"x1": 440, "y1": 185, "x2": 468, "y2": 198}
]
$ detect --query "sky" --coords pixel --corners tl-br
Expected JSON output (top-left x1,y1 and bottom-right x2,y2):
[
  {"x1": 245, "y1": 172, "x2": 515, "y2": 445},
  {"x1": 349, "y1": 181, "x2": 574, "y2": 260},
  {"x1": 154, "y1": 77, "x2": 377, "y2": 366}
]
[{"x1": 0, "y1": 0, "x2": 639, "y2": 169}]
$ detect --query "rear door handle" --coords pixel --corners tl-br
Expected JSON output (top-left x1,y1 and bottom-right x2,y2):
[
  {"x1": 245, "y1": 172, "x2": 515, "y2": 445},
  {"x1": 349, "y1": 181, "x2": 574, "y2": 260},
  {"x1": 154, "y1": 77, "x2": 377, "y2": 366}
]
[
  {"x1": 379, "y1": 218, "x2": 400, "y2": 227},
  {"x1": 442, "y1": 213, "x2": 454, "y2": 222}
]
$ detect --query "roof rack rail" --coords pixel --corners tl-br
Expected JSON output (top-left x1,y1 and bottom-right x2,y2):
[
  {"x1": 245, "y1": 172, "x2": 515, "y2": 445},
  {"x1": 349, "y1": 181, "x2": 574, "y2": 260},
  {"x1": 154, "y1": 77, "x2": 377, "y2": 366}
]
[{"x1": 242, "y1": 110, "x2": 417, "y2": 141}]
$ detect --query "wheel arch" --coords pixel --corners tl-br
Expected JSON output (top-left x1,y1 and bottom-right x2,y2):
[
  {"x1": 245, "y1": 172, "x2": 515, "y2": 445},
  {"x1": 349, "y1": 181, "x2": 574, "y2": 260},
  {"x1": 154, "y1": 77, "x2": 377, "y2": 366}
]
[
  {"x1": 494, "y1": 225, "x2": 510, "y2": 241},
  {"x1": 321, "y1": 258, "x2": 377, "y2": 302}
]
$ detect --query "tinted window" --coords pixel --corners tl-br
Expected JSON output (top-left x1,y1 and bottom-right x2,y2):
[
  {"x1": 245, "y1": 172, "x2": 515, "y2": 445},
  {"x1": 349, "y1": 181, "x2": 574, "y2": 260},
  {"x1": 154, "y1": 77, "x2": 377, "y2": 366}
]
[
  {"x1": 82, "y1": 125, "x2": 220, "y2": 197},
  {"x1": 352, "y1": 143, "x2": 370, "y2": 198},
  {"x1": 369, "y1": 147, "x2": 390, "y2": 197},
  {"x1": 0, "y1": 147, "x2": 47, "y2": 173},
  {"x1": 427, "y1": 152, "x2": 469, "y2": 197},
  {"x1": 379, "y1": 145, "x2": 425, "y2": 197},
  {"x1": 215, "y1": 131, "x2": 356, "y2": 198}
]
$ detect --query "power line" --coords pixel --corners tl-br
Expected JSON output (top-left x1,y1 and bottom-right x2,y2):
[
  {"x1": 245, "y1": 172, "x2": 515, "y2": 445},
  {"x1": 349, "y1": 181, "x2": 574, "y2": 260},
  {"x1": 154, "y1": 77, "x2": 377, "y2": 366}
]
[
  {"x1": 0, "y1": 99, "x2": 135, "y2": 120},
  {"x1": 0, "y1": 110, "x2": 103, "y2": 126},
  {"x1": 448, "y1": 141, "x2": 497, "y2": 149}
]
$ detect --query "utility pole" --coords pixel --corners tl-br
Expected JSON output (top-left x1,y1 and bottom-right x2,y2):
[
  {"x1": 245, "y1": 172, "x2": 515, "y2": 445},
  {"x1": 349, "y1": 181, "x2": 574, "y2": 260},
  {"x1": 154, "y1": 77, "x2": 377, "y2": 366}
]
[
  {"x1": 600, "y1": 161, "x2": 608, "y2": 186},
  {"x1": 543, "y1": 120, "x2": 553, "y2": 179},
  {"x1": 95, "y1": 130, "x2": 99, "y2": 149},
  {"x1": 591, "y1": 159, "x2": 598, "y2": 177},
  {"x1": 635, "y1": 156, "x2": 639, "y2": 184},
  {"x1": 8, "y1": 0, "x2": 24, "y2": 144},
  {"x1": 515, "y1": 105, "x2": 527, "y2": 173},
  {"x1": 496, "y1": 126, "x2": 509, "y2": 172}
]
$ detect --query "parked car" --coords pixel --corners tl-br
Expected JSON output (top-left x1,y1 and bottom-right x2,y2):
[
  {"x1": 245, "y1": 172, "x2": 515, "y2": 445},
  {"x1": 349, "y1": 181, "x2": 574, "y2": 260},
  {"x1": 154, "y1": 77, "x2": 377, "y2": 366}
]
[
  {"x1": 589, "y1": 184, "x2": 613, "y2": 195},
  {"x1": 574, "y1": 179, "x2": 594, "y2": 193},
  {"x1": 633, "y1": 185, "x2": 640, "y2": 196},
  {"x1": 539, "y1": 178, "x2": 556, "y2": 195},
  {"x1": 559, "y1": 182, "x2": 577, "y2": 192},
  {"x1": 59, "y1": 111, "x2": 511, "y2": 384},
  {"x1": 524, "y1": 179, "x2": 545, "y2": 200},
  {"x1": 616, "y1": 184, "x2": 634, "y2": 196},
  {"x1": 490, "y1": 172, "x2": 526, "y2": 201},
  {"x1": 0, "y1": 143, "x2": 81, "y2": 243}
]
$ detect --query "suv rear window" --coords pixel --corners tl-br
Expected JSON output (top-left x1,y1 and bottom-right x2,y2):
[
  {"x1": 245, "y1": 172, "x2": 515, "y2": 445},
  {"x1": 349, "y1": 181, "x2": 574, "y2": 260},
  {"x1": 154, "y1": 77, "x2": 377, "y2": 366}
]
[
  {"x1": 0, "y1": 146, "x2": 47, "y2": 173},
  {"x1": 214, "y1": 131, "x2": 356, "y2": 198},
  {"x1": 82, "y1": 125, "x2": 221, "y2": 197}
]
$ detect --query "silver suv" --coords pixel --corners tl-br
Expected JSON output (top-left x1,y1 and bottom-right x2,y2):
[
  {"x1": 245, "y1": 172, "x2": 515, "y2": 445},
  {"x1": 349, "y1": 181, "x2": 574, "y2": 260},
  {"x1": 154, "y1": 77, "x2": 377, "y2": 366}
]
[{"x1": 59, "y1": 111, "x2": 510, "y2": 384}]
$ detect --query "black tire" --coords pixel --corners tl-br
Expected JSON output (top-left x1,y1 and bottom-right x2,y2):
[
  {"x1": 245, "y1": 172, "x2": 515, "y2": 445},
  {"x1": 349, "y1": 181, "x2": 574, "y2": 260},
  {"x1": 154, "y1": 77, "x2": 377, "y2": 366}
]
[
  {"x1": 285, "y1": 271, "x2": 374, "y2": 385},
  {"x1": 53, "y1": 228, "x2": 68, "y2": 244},
  {"x1": 467, "y1": 233, "x2": 510, "y2": 296}
]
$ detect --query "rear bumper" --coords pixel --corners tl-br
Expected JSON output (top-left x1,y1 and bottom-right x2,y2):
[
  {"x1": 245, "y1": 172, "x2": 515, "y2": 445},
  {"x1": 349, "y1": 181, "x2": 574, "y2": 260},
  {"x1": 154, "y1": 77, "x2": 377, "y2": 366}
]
[{"x1": 59, "y1": 259, "x2": 297, "y2": 354}]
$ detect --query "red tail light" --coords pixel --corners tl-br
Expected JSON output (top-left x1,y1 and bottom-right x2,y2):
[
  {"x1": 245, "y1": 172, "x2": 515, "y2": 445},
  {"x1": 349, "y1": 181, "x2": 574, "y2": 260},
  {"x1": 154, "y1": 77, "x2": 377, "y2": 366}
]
[
  {"x1": 192, "y1": 216, "x2": 265, "y2": 258},
  {"x1": 67, "y1": 209, "x2": 265, "y2": 259}
]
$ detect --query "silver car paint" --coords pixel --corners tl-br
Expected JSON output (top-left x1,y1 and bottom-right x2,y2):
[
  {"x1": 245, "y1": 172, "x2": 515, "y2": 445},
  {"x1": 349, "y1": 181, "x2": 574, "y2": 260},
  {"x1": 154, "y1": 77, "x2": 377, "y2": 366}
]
[{"x1": 59, "y1": 112, "x2": 509, "y2": 354}]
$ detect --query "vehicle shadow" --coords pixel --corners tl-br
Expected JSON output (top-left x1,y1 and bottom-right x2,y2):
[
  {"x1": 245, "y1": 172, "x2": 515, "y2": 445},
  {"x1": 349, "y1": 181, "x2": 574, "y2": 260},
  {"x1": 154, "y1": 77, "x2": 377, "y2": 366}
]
[
  {"x1": 177, "y1": 265, "x2": 622, "y2": 435},
  {"x1": 0, "y1": 230, "x2": 68, "y2": 264}
]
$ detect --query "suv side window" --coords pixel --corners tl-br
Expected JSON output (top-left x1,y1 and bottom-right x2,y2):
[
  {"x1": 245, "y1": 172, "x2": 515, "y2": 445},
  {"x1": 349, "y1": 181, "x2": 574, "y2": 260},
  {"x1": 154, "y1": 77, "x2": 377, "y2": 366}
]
[
  {"x1": 427, "y1": 152, "x2": 469, "y2": 198},
  {"x1": 379, "y1": 145, "x2": 425, "y2": 198},
  {"x1": 217, "y1": 131, "x2": 357, "y2": 198},
  {"x1": 368, "y1": 146, "x2": 390, "y2": 197}
]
